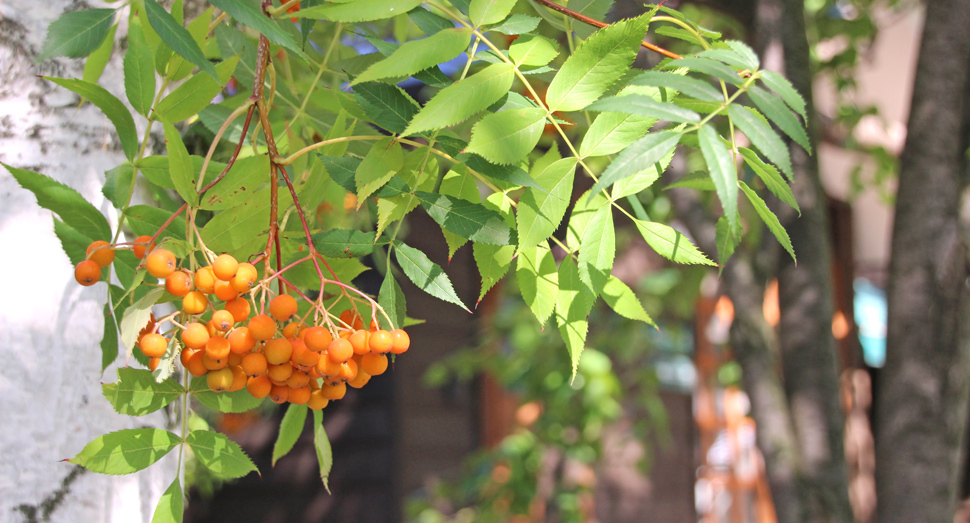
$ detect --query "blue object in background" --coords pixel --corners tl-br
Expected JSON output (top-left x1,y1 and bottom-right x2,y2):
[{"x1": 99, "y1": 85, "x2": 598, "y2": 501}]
[{"x1": 854, "y1": 278, "x2": 887, "y2": 368}]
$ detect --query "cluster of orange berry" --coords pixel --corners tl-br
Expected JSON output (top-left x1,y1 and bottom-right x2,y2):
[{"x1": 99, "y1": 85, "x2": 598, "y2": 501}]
[{"x1": 75, "y1": 236, "x2": 410, "y2": 411}]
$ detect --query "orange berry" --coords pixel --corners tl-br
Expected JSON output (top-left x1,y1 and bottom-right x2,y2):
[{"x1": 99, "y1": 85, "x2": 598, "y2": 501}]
[
  {"x1": 195, "y1": 267, "x2": 217, "y2": 294},
  {"x1": 224, "y1": 297, "x2": 251, "y2": 323},
  {"x1": 267, "y1": 362, "x2": 294, "y2": 382},
  {"x1": 281, "y1": 321, "x2": 306, "y2": 339},
  {"x1": 86, "y1": 241, "x2": 115, "y2": 267},
  {"x1": 133, "y1": 235, "x2": 155, "y2": 260},
  {"x1": 316, "y1": 356, "x2": 342, "y2": 379},
  {"x1": 205, "y1": 336, "x2": 231, "y2": 360},
  {"x1": 269, "y1": 384, "x2": 289, "y2": 404},
  {"x1": 207, "y1": 367, "x2": 234, "y2": 392},
  {"x1": 213, "y1": 279, "x2": 239, "y2": 302},
  {"x1": 290, "y1": 338, "x2": 319, "y2": 368},
  {"x1": 339, "y1": 309, "x2": 364, "y2": 330},
  {"x1": 247, "y1": 375, "x2": 272, "y2": 398},
  {"x1": 185, "y1": 350, "x2": 208, "y2": 377},
  {"x1": 139, "y1": 333, "x2": 168, "y2": 358},
  {"x1": 248, "y1": 314, "x2": 277, "y2": 341},
  {"x1": 241, "y1": 352, "x2": 268, "y2": 376},
  {"x1": 180, "y1": 347, "x2": 196, "y2": 367},
  {"x1": 228, "y1": 352, "x2": 243, "y2": 367},
  {"x1": 349, "y1": 329, "x2": 371, "y2": 355},
  {"x1": 348, "y1": 369, "x2": 371, "y2": 389},
  {"x1": 360, "y1": 353, "x2": 388, "y2": 376},
  {"x1": 165, "y1": 270, "x2": 193, "y2": 297},
  {"x1": 269, "y1": 294, "x2": 298, "y2": 322},
  {"x1": 308, "y1": 390, "x2": 330, "y2": 410},
  {"x1": 146, "y1": 248, "x2": 176, "y2": 279},
  {"x1": 182, "y1": 322, "x2": 210, "y2": 350},
  {"x1": 369, "y1": 330, "x2": 393, "y2": 354},
  {"x1": 327, "y1": 338, "x2": 353, "y2": 364},
  {"x1": 212, "y1": 254, "x2": 239, "y2": 281},
  {"x1": 203, "y1": 351, "x2": 228, "y2": 371},
  {"x1": 211, "y1": 310, "x2": 235, "y2": 332},
  {"x1": 337, "y1": 361, "x2": 356, "y2": 382},
  {"x1": 286, "y1": 370, "x2": 311, "y2": 388},
  {"x1": 231, "y1": 263, "x2": 258, "y2": 293},
  {"x1": 228, "y1": 327, "x2": 256, "y2": 354},
  {"x1": 182, "y1": 291, "x2": 209, "y2": 315},
  {"x1": 74, "y1": 260, "x2": 101, "y2": 286},
  {"x1": 264, "y1": 337, "x2": 293, "y2": 365},
  {"x1": 390, "y1": 329, "x2": 410, "y2": 354},
  {"x1": 288, "y1": 385, "x2": 311, "y2": 405},
  {"x1": 148, "y1": 357, "x2": 160, "y2": 372},
  {"x1": 229, "y1": 365, "x2": 248, "y2": 392},
  {"x1": 319, "y1": 382, "x2": 347, "y2": 401},
  {"x1": 303, "y1": 326, "x2": 333, "y2": 352}
]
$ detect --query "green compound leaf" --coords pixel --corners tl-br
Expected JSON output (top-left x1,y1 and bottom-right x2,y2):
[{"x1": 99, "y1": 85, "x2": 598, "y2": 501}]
[
  {"x1": 201, "y1": 155, "x2": 270, "y2": 210},
  {"x1": 728, "y1": 105, "x2": 793, "y2": 180},
  {"x1": 715, "y1": 215, "x2": 741, "y2": 268},
  {"x1": 403, "y1": 63, "x2": 515, "y2": 136},
  {"x1": 186, "y1": 430, "x2": 258, "y2": 479},
  {"x1": 739, "y1": 147, "x2": 799, "y2": 213},
  {"x1": 465, "y1": 108, "x2": 546, "y2": 165},
  {"x1": 311, "y1": 229, "x2": 378, "y2": 258},
  {"x1": 601, "y1": 276, "x2": 656, "y2": 328},
  {"x1": 587, "y1": 131, "x2": 681, "y2": 201},
  {"x1": 663, "y1": 56, "x2": 743, "y2": 86},
  {"x1": 697, "y1": 48, "x2": 753, "y2": 70},
  {"x1": 312, "y1": 410, "x2": 333, "y2": 493},
  {"x1": 154, "y1": 55, "x2": 239, "y2": 124},
  {"x1": 697, "y1": 124, "x2": 739, "y2": 233},
  {"x1": 747, "y1": 85, "x2": 811, "y2": 152},
  {"x1": 291, "y1": 0, "x2": 423, "y2": 22},
  {"x1": 409, "y1": 7, "x2": 453, "y2": 36},
  {"x1": 101, "y1": 303, "x2": 119, "y2": 371},
  {"x1": 356, "y1": 138, "x2": 404, "y2": 205},
  {"x1": 102, "y1": 367, "x2": 183, "y2": 417},
  {"x1": 162, "y1": 123, "x2": 197, "y2": 206},
  {"x1": 38, "y1": 8, "x2": 116, "y2": 61},
  {"x1": 470, "y1": 0, "x2": 517, "y2": 26},
  {"x1": 545, "y1": 13, "x2": 650, "y2": 112},
  {"x1": 665, "y1": 171, "x2": 715, "y2": 191},
  {"x1": 629, "y1": 71, "x2": 723, "y2": 102},
  {"x1": 577, "y1": 205, "x2": 615, "y2": 294},
  {"x1": 415, "y1": 191, "x2": 514, "y2": 246},
  {"x1": 759, "y1": 70, "x2": 806, "y2": 119},
  {"x1": 44, "y1": 77, "x2": 139, "y2": 161},
  {"x1": 634, "y1": 219, "x2": 716, "y2": 265},
  {"x1": 144, "y1": 0, "x2": 218, "y2": 81},
  {"x1": 585, "y1": 94, "x2": 701, "y2": 123},
  {"x1": 727, "y1": 40, "x2": 760, "y2": 69},
  {"x1": 509, "y1": 34, "x2": 559, "y2": 66},
  {"x1": 517, "y1": 247, "x2": 559, "y2": 327},
  {"x1": 354, "y1": 82, "x2": 420, "y2": 135},
  {"x1": 352, "y1": 28, "x2": 471, "y2": 85},
  {"x1": 208, "y1": 0, "x2": 309, "y2": 62},
  {"x1": 487, "y1": 14, "x2": 541, "y2": 35},
  {"x1": 151, "y1": 477, "x2": 183, "y2": 523},
  {"x1": 69, "y1": 428, "x2": 180, "y2": 475},
  {"x1": 190, "y1": 377, "x2": 265, "y2": 413},
  {"x1": 739, "y1": 181, "x2": 796, "y2": 262},
  {"x1": 517, "y1": 157, "x2": 577, "y2": 251},
  {"x1": 82, "y1": 23, "x2": 117, "y2": 85},
  {"x1": 580, "y1": 86, "x2": 665, "y2": 158},
  {"x1": 394, "y1": 240, "x2": 469, "y2": 312},
  {"x1": 5, "y1": 164, "x2": 111, "y2": 241},
  {"x1": 555, "y1": 256, "x2": 595, "y2": 381},
  {"x1": 379, "y1": 270, "x2": 407, "y2": 330},
  {"x1": 124, "y1": 22, "x2": 156, "y2": 117},
  {"x1": 272, "y1": 404, "x2": 308, "y2": 466}
]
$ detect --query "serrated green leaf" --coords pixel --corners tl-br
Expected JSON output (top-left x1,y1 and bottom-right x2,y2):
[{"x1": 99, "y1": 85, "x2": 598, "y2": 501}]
[
  {"x1": 665, "y1": 171, "x2": 715, "y2": 191},
  {"x1": 151, "y1": 477, "x2": 183, "y2": 523},
  {"x1": 567, "y1": 0, "x2": 613, "y2": 38},
  {"x1": 124, "y1": 205, "x2": 186, "y2": 242},
  {"x1": 409, "y1": 7, "x2": 453, "y2": 35},
  {"x1": 291, "y1": 0, "x2": 423, "y2": 22},
  {"x1": 759, "y1": 70, "x2": 806, "y2": 119},
  {"x1": 311, "y1": 229, "x2": 378, "y2": 258},
  {"x1": 566, "y1": 190, "x2": 604, "y2": 252},
  {"x1": 162, "y1": 123, "x2": 196, "y2": 205},
  {"x1": 739, "y1": 181, "x2": 795, "y2": 261},
  {"x1": 144, "y1": 0, "x2": 218, "y2": 81},
  {"x1": 715, "y1": 215, "x2": 740, "y2": 268},
  {"x1": 394, "y1": 240, "x2": 469, "y2": 311},
  {"x1": 186, "y1": 430, "x2": 258, "y2": 479},
  {"x1": 470, "y1": 0, "x2": 517, "y2": 26},
  {"x1": 415, "y1": 191, "x2": 514, "y2": 245},
  {"x1": 102, "y1": 368, "x2": 183, "y2": 416},
  {"x1": 517, "y1": 247, "x2": 558, "y2": 326},
  {"x1": 38, "y1": 8, "x2": 116, "y2": 61},
  {"x1": 729, "y1": 105, "x2": 793, "y2": 179},
  {"x1": 44, "y1": 77, "x2": 138, "y2": 161},
  {"x1": 487, "y1": 14, "x2": 540, "y2": 35},
  {"x1": 379, "y1": 270, "x2": 406, "y2": 330},
  {"x1": 747, "y1": 86, "x2": 811, "y2": 152},
  {"x1": 404, "y1": 63, "x2": 515, "y2": 136},
  {"x1": 578, "y1": 205, "x2": 615, "y2": 293},
  {"x1": 546, "y1": 14, "x2": 650, "y2": 112},
  {"x1": 509, "y1": 34, "x2": 559, "y2": 66},
  {"x1": 697, "y1": 124, "x2": 739, "y2": 233},
  {"x1": 436, "y1": 167, "x2": 481, "y2": 257},
  {"x1": 634, "y1": 219, "x2": 716, "y2": 265},
  {"x1": 53, "y1": 219, "x2": 91, "y2": 267},
  {"x1": 629, "y1": 71, "x2": 723, "y2": 102},
  {"x1": 664, "y1": 56, "x2": 742, "y2": 86},
  {"x1": 354, "y1": 82, "x2": 420, "y2": 135},
  {"x1": 82, "y1": 23, "x2": 117, "y2": 84},
  {"x1": 165, "y1": 8, "x2": 212, "y2": 82},
  {"x1": 312, "y1": 410, "x2": 332, "y2": 492},
  {"x1": 208, "y1": 0, "x2": 309, "y2": 62},
  {"x1": 69, "y1": 428, "x2": 180, "y2": 475},
  {"x1": 201, "y1": 155, "x2": 270, "y2": 210},
  {"x1": 101, "y1": 303, "x2": 119, "y2": 371},
  {"x1": 580, "y1": 86, "x2": 665, "y2": 158},
  {"x1": 517, "y1": 157, "x2": 577, "y2": 250},
  {"x1": 697, "y1": 48, "x2": 752, "y2": 70},
  {"x1": 272, "y1": 404, "x2": 307, "y2": 466},
  {"x1": 474, "y1": 241, "x2": 513, "y2": 303},
  {"x1": 352, "y1": 28, "x2": 471, "y2": 85},
  {"x1": 585, "y1": 94, "x2": 700, "y2": 123},
  {"x1": 555, "y1": 257, "x2": 594, "y2": 381},
  {"x1": 154, "y1": 55, "x2": 239, "y2": 124},
  {"x1": 601, "y1": 276, "x2": 656, "y2": 327},
  {"x1": 124, "y1": 22, "x2": 156, "y2": 117},
  {"x1": 357, "y1": 138, "x2": 404, "y2": 205},
  {"x1": 6, "y1": 164, "x2": 111, "y2": 241},
  {"x1": 466, "y1": 108, "x2": 546, "y2": 165},
  {"x1": 119, "y1": 287, "x2": 165, "y2": 358},
  {"x1": 727, "y1": 40, "x2": 759, "y2": 70},
  {"x1": 587, "y1": 131, "x2": 680, "y2": 200},
  {"x1": 611, "y1": 145, "x2": 675, "y2": 199},
  {"x1": 739, "y1": 147, "x2": 799, "y2": 213}
]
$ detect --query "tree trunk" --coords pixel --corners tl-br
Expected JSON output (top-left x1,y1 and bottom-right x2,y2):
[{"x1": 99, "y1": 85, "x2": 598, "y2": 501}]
[
  {"x1": 0, "y1": 3, "x2": 174, "y2": 522},
  {"x1": 875, "y1": 0, "x2": 970, "y2": 520}
]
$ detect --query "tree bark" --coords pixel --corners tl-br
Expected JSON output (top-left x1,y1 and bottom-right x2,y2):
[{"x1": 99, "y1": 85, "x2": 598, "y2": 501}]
[{"x1": 875, "y1": 0, "x2": 970, "y2": 520}]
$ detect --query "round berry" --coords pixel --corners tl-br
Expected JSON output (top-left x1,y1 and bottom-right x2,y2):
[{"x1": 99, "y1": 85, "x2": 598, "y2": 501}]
[
  {"x1": 369, "y1": 330, "x2": 393, "y2": 354},
  {"x1": 74, "y1": 260, "x2": 101, "y2": 286},
  {"x1": 327, "y1": 338, "x2": 353, "y2": 364},
  {"x1": 165, "y1": 270, "x2": 193, "y2": 297},
  {"x1": 195, "y1": 267, "x2": 216, "y2": 294},
  {"x1": 320, "y1": 382, "x2": 347, "y2": 401},
  {"x1": 269, "y1": 384, "x2": 289, "y2": 404},
  {"x1": 360, "y1": 353, "x2": 388, "y2": 376},
  {"x1": 303, "y1": 326, "x2": 333, "y2": 353},
  {"x1": 228, "y1": 327, "x2": 256, "y2": 354},
  {"x1": 348, "y1": 368, "x2": 371, "y2": 389},
  {"x1": 307, "y1": 390, "x2": 330, "y2": 410},
  {"x1": 224, "y1": 297, "x2": 251, "y2": 323},
  {"x1": 390, "y1": 329, "x2": 411, "y2": 354},
  {"x1": 241, "y1": 352, "x2": 268, "y2": 376},
  {"x1": 182, "y1": 322, "x2": 210, "y2": 350},
  {"x1": 269, "y1": 294, "x2": 298, "y2": 322},
  {"x1": 288, "y1": 385, "x2": 311, "y2": 405},
  {"x1": 133, "y1": 235, "x2": 155, "y2": 260},
  {"x1": 211, "y1": 310, "x2": 234, "y2": 332},
  {"x1": 349, "y1": 330, "x2": 370, "y2": 355},
  {"x1": 248, "y1": 314, "x2": 277, "y2": 341},
  {"x1": 205, "y1": 336, "x2": 231, "y2": 360},
  {"x1": 86, "y1": 241, "x2": 115, "y2": 267},
  {"x1": 139, "y1": 333, "x2": 168, "y2": 358},
  {"x1": 207, "y1": 367, "x2": 234, "y2": 392},
  {"x1": 228, "y1": 365, "x2": 248, "y2": 392},
  {"x1": 212, "y1": 254, "x2": 239, "y2": 281},
  {"x1": 232, "y1": 263, "x2": 258, "y2": 293},
  {"x1": 146, "y1": 248, "x2": 176, "y2": 279},
  {"x1": 182, "y1": 291, "x2": 209, "y2": 315},
  {"x1": 213, "y1": 280, "x2": 239, "y2": 302},
  {"x1": 264, "y1": 337, "x2": 293, "y2": 365},
  {"x1": 247, "y1": 375, "x2": 272, "y2": 398}
]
